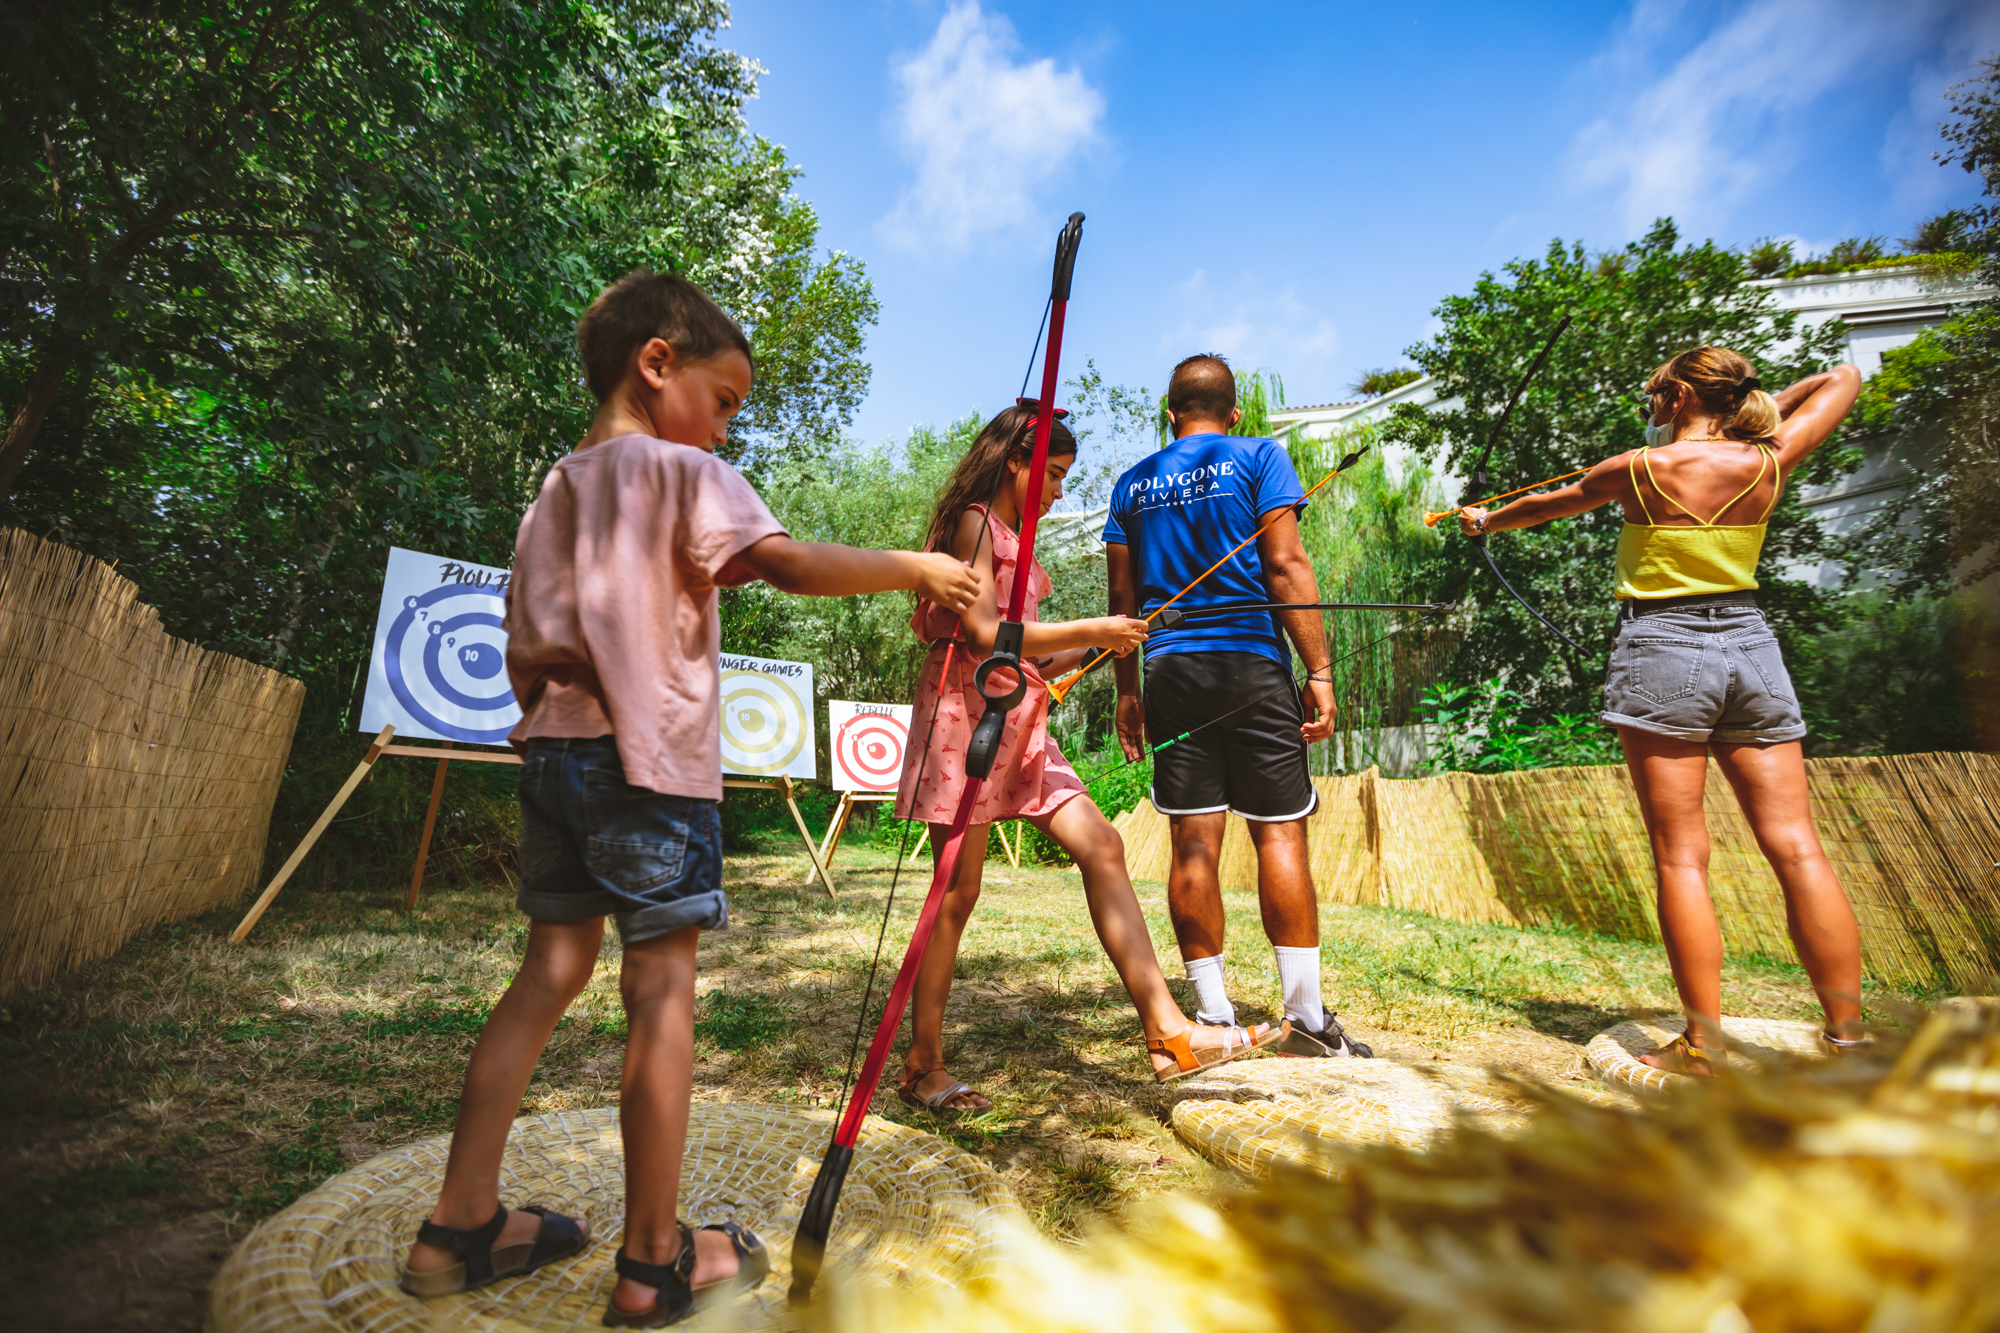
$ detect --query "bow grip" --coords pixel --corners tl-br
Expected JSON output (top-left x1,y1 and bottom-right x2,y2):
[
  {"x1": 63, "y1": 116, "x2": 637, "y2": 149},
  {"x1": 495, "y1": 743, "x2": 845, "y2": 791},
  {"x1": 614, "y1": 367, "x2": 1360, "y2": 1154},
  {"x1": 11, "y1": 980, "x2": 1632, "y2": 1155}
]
[
  {"x1": 1051, "y1": 213, "x2": 1085, "y2": 301},
  {"x1": 965, "y1": 622, "x2": 1027, "y2": 779}
]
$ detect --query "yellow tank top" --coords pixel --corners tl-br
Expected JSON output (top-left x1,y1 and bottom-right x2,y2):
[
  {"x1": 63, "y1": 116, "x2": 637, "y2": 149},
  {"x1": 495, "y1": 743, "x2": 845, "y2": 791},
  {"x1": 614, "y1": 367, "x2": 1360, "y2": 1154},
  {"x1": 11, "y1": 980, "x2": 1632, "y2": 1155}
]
[{"x1": 1614, "y1": 444, "x2": 1779, "y2": 600}]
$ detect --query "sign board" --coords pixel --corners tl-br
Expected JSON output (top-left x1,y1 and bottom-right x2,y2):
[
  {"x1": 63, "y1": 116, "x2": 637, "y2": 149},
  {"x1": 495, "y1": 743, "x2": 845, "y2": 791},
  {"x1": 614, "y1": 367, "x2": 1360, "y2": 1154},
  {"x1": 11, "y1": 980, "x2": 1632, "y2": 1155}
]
[
  {"x1": 361, "y1": 547, "x2": 520, "y2": 744},
  {"x1": 828, "y1": 701, "x2": 913, "y2": 792},
  {"x1": 719, "y1": 653, "x2": 816, "y2": 780}
]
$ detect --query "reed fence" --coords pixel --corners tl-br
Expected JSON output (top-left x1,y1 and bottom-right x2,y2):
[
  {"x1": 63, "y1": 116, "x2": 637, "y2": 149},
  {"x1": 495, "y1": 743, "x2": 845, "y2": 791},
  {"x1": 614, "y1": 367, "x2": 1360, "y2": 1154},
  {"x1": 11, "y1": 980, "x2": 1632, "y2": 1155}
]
[
  {"x1": 0, "y1": 529, "x2": 304, "y2": 997},
  {"x1": 1112, "y1": 752, "x2": 2000, "y2": 992}
]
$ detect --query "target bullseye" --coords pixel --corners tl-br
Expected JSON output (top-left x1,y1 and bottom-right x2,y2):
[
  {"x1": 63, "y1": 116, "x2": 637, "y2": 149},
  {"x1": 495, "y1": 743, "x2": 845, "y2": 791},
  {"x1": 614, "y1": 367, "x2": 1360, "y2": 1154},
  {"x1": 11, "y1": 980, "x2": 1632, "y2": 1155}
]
[
  {"x1": 830, "y1": 702, "x2": 912, "y2": 792},
  {"x1": 382, "y1": 580, "x2": 517, "y2": 743},
  {"x1": 719, "y1": 668, "x2": 810, "y2": 775}
]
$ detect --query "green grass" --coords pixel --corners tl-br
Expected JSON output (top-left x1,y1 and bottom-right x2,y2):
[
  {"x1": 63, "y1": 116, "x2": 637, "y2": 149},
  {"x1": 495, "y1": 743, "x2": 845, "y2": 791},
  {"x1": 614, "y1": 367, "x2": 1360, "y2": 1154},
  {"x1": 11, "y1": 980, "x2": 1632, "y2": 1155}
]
[{"x1": 0, "y1": 839, "x2": 1919, "y2": 1270}]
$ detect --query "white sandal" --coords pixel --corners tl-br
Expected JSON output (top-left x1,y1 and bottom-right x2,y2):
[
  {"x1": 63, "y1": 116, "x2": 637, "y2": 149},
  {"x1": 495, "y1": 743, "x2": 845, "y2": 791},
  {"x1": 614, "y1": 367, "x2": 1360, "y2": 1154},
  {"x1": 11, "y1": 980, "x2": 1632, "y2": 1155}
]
[{"x1": 896, "y1": 1064, "x2": 991, "y2": 1116}]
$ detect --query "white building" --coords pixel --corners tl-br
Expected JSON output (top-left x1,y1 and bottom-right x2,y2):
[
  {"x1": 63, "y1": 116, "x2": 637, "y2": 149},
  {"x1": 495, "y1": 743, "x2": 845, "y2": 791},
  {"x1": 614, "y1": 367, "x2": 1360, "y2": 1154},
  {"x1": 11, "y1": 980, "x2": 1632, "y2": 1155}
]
[{"x1": 1268, "y1": 264, "x2": 1989, "y2": 588}]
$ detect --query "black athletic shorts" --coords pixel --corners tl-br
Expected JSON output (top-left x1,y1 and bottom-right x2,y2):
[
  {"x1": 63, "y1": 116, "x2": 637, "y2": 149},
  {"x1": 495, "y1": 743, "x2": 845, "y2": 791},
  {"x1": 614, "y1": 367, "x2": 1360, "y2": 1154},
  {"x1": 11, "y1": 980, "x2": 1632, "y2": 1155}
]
[{"x1": 1143, "y1": 651, "x2": 1317, "y2": 822}]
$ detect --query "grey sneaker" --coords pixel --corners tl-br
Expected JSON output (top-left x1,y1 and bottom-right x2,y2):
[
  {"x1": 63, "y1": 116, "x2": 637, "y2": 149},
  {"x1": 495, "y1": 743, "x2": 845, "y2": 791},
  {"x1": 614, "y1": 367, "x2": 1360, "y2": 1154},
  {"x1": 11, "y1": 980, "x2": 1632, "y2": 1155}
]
[{"x1": 1274, "y1": 1013, "x2": 1373, "y2": 1058}]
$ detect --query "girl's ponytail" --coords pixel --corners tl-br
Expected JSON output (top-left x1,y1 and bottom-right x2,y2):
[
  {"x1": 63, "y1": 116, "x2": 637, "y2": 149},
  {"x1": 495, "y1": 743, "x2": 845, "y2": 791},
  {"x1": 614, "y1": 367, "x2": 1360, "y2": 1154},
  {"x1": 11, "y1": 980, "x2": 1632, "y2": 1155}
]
[
  {"x1": 1646, "y1": 346, "x2": 1780, "y2": 445},
  {"x1": 1726, "y1": 380, "x2": 1781, "y2": 444}
]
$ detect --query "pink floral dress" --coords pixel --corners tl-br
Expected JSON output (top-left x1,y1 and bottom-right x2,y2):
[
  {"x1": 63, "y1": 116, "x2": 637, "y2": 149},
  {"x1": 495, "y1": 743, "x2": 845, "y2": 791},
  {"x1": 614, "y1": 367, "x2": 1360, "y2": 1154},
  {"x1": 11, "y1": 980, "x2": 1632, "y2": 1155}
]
[{"x1": 894, "y1": 504, "x2": 1088, "y2": 826}]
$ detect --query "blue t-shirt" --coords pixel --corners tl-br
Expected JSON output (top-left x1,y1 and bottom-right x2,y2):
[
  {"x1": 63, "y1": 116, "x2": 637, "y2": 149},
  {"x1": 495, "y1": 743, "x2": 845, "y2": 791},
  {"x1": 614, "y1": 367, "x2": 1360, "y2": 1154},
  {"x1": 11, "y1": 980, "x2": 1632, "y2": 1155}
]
[{"x1": 1103, "y1": 433, "x2": 1306, "y2": 668}]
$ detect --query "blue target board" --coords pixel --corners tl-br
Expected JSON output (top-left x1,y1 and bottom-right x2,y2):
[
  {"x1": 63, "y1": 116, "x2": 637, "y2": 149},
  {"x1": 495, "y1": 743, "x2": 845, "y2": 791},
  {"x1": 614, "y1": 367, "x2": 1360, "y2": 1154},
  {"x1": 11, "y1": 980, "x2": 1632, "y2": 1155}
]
[{"x1": 360, "y1": 547, "x2": 521, "y2": 744}]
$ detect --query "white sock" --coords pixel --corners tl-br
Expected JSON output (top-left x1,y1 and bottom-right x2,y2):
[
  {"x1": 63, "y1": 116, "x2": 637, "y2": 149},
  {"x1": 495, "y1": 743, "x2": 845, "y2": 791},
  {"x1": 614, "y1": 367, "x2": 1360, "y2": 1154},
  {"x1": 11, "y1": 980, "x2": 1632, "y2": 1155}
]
[
  {"x1": 1184, "y1": 954, "x2": 1235, "y2": 1027},
  {"x1": 1274, "y1": 945, "x2": 1326, "y2": 1032}
]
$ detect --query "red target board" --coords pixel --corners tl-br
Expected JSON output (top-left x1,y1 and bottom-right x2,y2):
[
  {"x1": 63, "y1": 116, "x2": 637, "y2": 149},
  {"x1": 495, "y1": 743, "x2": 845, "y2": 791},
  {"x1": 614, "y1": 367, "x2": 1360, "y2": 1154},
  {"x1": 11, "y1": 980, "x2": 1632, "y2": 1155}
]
[{"x1": 829, "y1": 701, "x2": 912, "y2": 792}]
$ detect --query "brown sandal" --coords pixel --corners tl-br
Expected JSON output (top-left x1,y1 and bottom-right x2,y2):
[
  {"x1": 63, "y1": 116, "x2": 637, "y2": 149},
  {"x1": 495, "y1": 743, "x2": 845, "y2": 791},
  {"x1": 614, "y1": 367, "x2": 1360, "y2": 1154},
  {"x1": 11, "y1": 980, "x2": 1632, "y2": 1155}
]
[
  {"x1": 896, "y1": 1063, "x2": 991, "y2": 1116},
  {"x1": 1641, "y1": 1032, "x2": 1722, "y2": 1079},
  {"x1": 1147, "y1": 1020, "x2": 1280, "y2": 1082}
]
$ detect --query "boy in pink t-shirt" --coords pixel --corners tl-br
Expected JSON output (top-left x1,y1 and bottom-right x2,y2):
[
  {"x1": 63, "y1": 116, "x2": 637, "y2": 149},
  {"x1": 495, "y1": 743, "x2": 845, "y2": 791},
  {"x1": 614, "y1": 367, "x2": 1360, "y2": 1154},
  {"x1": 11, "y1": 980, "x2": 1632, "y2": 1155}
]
[{"x1": 399, "y1": 271, "x2": 977, "y2": 1327}]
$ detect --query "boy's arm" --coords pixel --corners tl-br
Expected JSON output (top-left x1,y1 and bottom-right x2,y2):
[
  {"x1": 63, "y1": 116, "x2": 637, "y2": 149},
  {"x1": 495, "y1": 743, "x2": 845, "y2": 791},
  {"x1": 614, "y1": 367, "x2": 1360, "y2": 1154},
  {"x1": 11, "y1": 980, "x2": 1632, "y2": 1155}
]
[{"x1": 725, "y1": 534, "x2": 978, "y2": 612}]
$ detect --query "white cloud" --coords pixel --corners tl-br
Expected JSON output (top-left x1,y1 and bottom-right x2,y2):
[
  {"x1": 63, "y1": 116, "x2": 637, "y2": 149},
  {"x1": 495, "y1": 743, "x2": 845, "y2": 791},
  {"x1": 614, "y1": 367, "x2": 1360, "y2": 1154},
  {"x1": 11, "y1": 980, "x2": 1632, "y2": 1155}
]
[
  {"x1": 1568, "y1": 0, "x2": 1992, "y2": 237},
  {"x1": 882, "y1": 2, "x2": 1104, "y2": 249},
  {"x1": 1160, "y1": 271, "x2": 1343, "y2": 389}
]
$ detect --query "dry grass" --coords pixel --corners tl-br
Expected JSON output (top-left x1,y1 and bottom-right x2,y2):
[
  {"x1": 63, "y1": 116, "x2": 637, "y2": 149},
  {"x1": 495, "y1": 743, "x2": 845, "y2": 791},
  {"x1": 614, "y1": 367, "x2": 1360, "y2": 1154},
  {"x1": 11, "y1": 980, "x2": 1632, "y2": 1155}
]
[
  {"x1": 828, "y1": 1001, "x2": 2000, "y2": 1333},
  {"x1": 0, "y1": 838, "x2": 1923, "y2": 1326}
]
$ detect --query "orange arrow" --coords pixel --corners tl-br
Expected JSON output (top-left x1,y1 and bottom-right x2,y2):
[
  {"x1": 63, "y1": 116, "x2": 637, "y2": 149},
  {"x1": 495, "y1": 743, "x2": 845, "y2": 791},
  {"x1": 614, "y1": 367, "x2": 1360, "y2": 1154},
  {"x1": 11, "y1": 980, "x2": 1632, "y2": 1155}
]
[{"x1": 1423, "y1": 467, "x2": 1588, "y2": 527}]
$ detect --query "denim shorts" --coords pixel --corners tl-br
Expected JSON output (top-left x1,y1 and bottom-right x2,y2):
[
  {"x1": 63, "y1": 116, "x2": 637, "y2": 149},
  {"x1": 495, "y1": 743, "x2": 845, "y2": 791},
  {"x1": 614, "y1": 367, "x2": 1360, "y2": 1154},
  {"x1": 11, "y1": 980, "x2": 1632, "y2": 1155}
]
[
  {"x1": 515, "y1": 736, "x2": 728, "y2": 943},
  {"x1": 1600, "y1": 593, "x2": 1806, "y2": 745}
]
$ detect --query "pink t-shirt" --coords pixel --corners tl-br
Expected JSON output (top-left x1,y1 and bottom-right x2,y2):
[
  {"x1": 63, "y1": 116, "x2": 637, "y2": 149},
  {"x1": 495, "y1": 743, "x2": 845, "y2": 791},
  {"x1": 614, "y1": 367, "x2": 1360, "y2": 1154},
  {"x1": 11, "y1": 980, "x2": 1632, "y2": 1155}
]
[{"x1": 504, "y1": 433, "x2": 786, "y2": 799}]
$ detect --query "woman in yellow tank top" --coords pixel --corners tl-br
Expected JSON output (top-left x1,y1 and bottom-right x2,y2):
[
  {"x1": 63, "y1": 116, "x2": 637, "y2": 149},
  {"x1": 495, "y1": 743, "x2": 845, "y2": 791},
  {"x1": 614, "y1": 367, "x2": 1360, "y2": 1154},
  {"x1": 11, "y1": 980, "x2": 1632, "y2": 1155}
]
[{"x1": 1459, "y1": 346, "x2": 1864, "y2": 1077}]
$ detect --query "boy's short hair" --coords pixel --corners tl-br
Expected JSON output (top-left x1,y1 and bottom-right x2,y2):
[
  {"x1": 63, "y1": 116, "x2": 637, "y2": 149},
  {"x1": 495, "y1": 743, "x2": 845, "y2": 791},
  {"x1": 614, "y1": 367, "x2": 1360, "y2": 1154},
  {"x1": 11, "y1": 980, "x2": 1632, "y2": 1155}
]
[
  {"x1": 577, "y1": 269, "x2": 753, "y2": 402},
  {"x1": 1167, "y1": 353, "x2": 1236, "y2": 423}
]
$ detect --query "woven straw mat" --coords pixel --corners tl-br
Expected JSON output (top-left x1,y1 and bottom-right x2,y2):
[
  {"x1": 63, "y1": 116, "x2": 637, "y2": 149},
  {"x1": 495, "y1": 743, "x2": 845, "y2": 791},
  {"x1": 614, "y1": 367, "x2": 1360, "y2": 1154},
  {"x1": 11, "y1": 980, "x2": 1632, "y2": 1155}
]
[
  {"x1": 1587, "y1": 1014, "x2": 1828, "y2": 1093},
  {"x1": 1167, "y1": 1058, "x2": 1546, "y2": 1180},
  {"x1": 207, "y1": 1102, "x2": 1021, "y2": 1333}
]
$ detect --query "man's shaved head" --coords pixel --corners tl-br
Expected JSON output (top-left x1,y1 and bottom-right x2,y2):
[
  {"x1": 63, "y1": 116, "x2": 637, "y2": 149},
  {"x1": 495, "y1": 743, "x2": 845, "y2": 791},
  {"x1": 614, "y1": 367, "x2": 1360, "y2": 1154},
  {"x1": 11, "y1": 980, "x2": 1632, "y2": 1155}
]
[{"x1": 1167, "y1": 353, "x2": 1236, "y2": 425}]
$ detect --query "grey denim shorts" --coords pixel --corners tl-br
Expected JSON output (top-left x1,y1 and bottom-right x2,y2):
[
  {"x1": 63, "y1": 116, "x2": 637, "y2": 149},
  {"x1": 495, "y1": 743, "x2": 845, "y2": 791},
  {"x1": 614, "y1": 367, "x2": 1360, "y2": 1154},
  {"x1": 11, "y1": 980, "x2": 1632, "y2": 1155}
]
[{"x1": 1600, "y1": 593, "x2": 1806, "y2": 745}]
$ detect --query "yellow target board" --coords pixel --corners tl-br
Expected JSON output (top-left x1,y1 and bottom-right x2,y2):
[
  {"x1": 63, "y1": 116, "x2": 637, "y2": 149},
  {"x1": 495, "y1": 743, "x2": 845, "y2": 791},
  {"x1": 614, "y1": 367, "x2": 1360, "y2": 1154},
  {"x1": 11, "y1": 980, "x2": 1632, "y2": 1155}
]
[{"x1": 718, "y1": 653, "x2": 816, "y2": 780}]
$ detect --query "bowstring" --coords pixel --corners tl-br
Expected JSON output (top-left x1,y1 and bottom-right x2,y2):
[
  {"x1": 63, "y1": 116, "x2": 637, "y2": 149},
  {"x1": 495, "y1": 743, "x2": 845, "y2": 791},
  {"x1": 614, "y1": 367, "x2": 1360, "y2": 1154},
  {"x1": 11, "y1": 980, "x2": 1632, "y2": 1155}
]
[
  {"x1": 1018, "y1": 298, "x2": 1052, "y2": 401},
  {"x1": 1119, "y1": 614, "x2": 1442, "y2": 768},
  {"x1": 829, "y1": 463, "x2": 1011, "y2": 1120}
]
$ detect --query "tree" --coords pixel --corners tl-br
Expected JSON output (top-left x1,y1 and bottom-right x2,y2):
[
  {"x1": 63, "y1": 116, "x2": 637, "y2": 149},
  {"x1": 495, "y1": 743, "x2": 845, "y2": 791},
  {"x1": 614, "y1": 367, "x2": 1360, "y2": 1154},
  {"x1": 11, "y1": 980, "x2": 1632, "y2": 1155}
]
[
  {"x1": 1385, "y1": 219, "x2": 1846, "y2": 719},
  {"x1": 0, "y1": 0, "x2": 743, "y2": 493},
  {"x1": 1830, "y1": 54, "x2": 2000, "y2": 749},
  {"x1": 1936, "y1": 55, "x2": 2000, "y2": 289},
  {"x1": 1, "y1": 0, "x2": 876, "y2": 682}
]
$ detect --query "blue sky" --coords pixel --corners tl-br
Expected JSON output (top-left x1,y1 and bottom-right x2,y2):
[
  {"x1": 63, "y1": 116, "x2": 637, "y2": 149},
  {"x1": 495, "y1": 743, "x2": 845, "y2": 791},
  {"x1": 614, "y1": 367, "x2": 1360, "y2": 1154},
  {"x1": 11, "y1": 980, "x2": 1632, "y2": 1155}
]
[{"x1": 724, "y1": 0, "x2": 1998, "y2": 454}]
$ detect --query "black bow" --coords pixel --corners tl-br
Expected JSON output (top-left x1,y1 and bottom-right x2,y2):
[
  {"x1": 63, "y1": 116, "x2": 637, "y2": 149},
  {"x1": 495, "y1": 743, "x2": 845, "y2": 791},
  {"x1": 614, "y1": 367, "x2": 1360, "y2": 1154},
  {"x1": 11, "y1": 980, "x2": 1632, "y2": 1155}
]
[{"x1": 1461, "y1": 314, "x2": 1587, "y2": 658}]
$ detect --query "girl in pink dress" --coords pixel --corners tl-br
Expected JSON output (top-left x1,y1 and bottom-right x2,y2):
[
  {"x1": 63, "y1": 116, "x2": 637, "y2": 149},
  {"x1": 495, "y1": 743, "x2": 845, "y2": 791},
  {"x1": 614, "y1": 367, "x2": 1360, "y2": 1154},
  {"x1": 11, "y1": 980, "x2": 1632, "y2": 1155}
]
[{"x1": 893, "y1": 405, "x2": 1280, "y2": 1113}]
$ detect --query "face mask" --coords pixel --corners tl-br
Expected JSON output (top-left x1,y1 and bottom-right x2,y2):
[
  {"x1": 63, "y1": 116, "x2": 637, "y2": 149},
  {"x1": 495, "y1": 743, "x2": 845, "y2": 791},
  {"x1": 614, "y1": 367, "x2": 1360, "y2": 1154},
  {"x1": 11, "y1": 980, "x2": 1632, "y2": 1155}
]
[{"x1": 1643, "y1": 420, "x2": 1673, "y2": 448}]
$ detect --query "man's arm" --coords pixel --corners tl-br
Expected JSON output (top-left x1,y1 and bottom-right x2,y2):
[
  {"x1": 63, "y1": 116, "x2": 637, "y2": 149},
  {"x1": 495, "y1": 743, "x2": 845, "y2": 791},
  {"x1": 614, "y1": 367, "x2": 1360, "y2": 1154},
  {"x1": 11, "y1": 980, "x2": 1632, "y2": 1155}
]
[
  {"x1": 1255, "y1": 507, "x2": 1335, "y2": 743},
  {"x1": 1106, "y1": 541, "x2": 1147, "y2": 762}
]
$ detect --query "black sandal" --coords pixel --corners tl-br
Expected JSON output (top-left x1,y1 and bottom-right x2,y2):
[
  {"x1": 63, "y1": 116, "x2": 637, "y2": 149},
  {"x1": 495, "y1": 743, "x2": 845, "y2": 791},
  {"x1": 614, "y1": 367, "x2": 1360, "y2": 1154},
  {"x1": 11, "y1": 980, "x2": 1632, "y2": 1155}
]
[
  {"x1": 400, "y1": 1203, "x2": 590, "y2": 1297},
  {"x1": 602, "y1": 1219, "x2": 771, "y2": 1328}
]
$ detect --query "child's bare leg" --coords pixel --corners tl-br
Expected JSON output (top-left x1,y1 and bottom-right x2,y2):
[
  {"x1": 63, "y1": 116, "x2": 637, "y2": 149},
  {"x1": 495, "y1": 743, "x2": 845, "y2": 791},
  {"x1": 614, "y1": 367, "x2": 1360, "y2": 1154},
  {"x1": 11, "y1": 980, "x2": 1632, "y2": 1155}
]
[
  {"x1": 1711, "y1": 740, "x2": 1863, "y2": 1035},
  {"x1": 902, "y1": 824, "x2": 992, "y2": 1111},
  {"x1": 1621, "y1": 728, "x2": 1727, "y2": 1072},
  {"x1": 1033, "y1": 797, "x2": 1248, "y2": 1075},
  {"x1": 407, "y1": 917, "x2": 602, "y2": 1273},
  {"x1": 611, "y1": 924, "x2": 741, "y2": 1314}
]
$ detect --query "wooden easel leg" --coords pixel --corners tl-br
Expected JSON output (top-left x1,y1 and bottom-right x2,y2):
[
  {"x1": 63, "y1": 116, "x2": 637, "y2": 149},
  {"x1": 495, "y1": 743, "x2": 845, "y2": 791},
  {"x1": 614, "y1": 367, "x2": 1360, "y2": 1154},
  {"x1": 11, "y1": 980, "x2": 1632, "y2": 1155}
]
[
  {"x1": 232, "y1": 725, "x2": 396, "y2": 942},
  {"x1": 807, "y1": 792, "x2": 857, "y2": 885},
  {"x1": 999, "y1": 820, "x2": 1022, "y2": 869},
  {"x1": 780, "y1": 775, "x2": 839, "y2": 897},
  {"x1": 404, "y1": 743, "x2": 453, "y2": 912},
  {"x1": 907, "y1": 825, "x2": 931, "y2": 864}
]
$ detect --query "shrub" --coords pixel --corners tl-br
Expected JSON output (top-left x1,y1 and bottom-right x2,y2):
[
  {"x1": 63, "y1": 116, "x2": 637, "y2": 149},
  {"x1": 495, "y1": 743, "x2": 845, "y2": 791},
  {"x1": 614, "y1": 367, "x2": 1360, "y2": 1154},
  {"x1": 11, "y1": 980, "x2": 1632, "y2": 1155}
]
[{"x1": 1347, "y1": 367, "x2": 1423, "y2": 398}]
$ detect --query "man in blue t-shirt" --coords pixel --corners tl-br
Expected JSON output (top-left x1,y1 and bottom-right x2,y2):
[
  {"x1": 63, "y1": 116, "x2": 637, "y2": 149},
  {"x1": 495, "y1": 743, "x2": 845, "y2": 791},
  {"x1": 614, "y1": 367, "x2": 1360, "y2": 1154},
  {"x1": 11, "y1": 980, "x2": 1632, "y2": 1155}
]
[{"x1": 1104, "y1": 353, "x2": 1369, "y2": 1060}]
